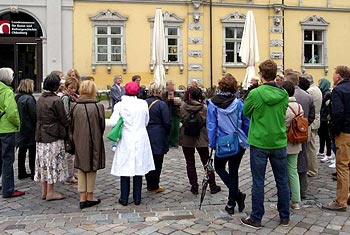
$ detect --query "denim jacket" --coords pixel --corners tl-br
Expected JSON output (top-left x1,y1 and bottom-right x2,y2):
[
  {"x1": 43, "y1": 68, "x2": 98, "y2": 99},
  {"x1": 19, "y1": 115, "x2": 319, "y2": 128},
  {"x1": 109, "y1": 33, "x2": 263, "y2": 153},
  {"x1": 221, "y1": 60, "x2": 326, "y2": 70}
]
[{"x1": 206, "y1": 97, "x2": 249, "y2": 149}]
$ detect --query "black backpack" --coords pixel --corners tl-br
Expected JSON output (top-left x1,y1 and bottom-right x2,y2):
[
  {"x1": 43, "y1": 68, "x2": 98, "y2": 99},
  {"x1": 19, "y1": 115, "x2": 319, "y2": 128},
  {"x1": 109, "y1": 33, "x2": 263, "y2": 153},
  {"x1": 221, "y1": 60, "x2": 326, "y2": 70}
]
[{"x1": 184, "y1": 108, "x2": 203, "y2": 137}]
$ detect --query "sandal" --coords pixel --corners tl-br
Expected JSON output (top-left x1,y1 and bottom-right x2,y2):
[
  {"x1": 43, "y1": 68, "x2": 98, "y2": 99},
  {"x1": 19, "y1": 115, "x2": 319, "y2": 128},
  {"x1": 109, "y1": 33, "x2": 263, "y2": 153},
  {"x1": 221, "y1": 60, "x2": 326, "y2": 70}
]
[{"x1": 46, "y1": 192, "x2": 65, "y2": 201}]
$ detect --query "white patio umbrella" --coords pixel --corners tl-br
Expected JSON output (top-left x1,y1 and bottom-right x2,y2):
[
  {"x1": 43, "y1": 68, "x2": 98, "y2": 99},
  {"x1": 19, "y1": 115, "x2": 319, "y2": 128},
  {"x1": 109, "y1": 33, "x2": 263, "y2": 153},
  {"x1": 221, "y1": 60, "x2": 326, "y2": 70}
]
[
  {"x1": 239, "y1": 11, "x2": 259, "y2": 90},
  {"x1": 151, "y1": 8, "x2": 166, "y2": 86}
]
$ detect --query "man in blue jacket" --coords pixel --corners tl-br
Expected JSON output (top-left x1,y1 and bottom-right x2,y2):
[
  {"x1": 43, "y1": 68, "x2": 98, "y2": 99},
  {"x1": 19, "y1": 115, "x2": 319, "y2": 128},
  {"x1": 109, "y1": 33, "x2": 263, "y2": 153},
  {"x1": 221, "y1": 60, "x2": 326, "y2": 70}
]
[{"x1": 322, "y1": 66, "x2": 350, "y2": 212}]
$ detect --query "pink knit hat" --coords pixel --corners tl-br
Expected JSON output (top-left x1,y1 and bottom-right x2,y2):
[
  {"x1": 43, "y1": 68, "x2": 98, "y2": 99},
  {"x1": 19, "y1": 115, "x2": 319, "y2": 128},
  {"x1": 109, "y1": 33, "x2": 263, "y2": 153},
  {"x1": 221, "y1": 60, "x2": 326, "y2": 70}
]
[{"x1": 125, "y1": 81, "x2": 140, "y2": 96}]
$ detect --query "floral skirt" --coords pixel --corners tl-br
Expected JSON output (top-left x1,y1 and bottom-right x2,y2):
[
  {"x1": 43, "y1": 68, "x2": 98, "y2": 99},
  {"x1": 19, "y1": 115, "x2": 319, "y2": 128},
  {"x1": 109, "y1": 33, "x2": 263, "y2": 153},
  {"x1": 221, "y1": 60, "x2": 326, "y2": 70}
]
[{"x1": 34, "y1": 140, "x2": 68, "y2": 184}]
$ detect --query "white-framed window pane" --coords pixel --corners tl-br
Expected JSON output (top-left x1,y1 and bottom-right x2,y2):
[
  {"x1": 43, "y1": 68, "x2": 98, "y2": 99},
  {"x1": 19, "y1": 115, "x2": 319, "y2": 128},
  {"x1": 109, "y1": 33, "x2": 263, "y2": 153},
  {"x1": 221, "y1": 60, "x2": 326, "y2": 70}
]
[
  {"x1": 304, "y1": 44, "x2": 312, "y2": 63},
  {"x1": 236, "y1": 28, "x2": 244, "y2": 38},
  {"x1": 314, "y1": 44, "x2": 323, "y2": 63},
  {"x1": 97, "y1": 54, "x2": 107, "y2": 61},
  {"x1": 314, "y1": 31, "x2": 323, "y2": 41},
  {"x1": 168, "y1": 28, "x2": 178, "y2": 35},
  {"x1": 111, "y1": 27, "x2": 121, "y2": 35},
  {"x1": 225, "y1": 27, "x2": 235, "y2": 38},
  {"x1": 111, "y1": 46, "x2": 121, "y2": 53},
  {"x1": 111, "y1": 38, "x2": 121, "y2": 45},
  {"x1": 168, "y1": 38, "x2": 177, "y2": 45},
  {"x1": 97, "y1": 27, "x2": 107, "y2": 34},
  {"x1": 97, "y1": 38, "x2": 107, "y2": 45},
  {"x1": 168, "y1": 55, "x2": 178, "y2": 62},
  {"x1": 226, "y1": 42, "x2": 235, "y2": 50},
  {"x1": 226, "y1": 52, "x2": 235, "y2": 63},
  {"x1": 111, "y1": 54, "x2": 121, "y2": 62},
  {"x1": 98, "y1": 46, "x2": 107, "y2": 53},
  {"x1": 304, "y1": 30, "x2": 312, "y2": 41}
]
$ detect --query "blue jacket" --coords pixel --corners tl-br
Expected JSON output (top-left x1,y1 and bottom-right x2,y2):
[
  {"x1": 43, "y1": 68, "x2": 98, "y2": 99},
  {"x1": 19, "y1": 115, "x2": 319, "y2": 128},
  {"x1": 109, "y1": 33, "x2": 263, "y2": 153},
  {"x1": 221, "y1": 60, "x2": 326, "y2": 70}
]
[
  {"x1": 331, "y1": 78, "x2": 350, "y2": 135},
  {"x1": 206, "y1": 96, "x2": 249, "y2": 149},
  {"x1": 146, "y1": 96, "x2": 171, "y2": 155}
]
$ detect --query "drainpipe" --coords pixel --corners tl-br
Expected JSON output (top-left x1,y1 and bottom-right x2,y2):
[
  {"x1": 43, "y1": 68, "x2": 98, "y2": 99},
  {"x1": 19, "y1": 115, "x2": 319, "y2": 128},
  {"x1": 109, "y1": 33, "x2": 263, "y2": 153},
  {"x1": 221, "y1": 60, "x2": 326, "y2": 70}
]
[
  {"x1": 209, "y1": 0, "x2": 213, "y2": 87},
  {"x1": 282, "y1": 0, "x2": 285, "y2": 70}
]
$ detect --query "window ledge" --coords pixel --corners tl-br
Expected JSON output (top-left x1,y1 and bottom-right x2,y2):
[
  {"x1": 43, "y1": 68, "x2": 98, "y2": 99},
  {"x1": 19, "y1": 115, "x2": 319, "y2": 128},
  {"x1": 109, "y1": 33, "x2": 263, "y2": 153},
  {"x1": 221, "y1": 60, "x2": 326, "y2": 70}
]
[
  {"x1": 301, "y1": 64, "x2": 328, "y2": 75},
  {"x1": 223, "y1": 63, "x2": 246, "y2": 68},
  {"x1": 150, "y1": 63, "x2": 184, "y2": 74},
  {"x1": 91, "y1": 63, "x2": 127, "y2": 74}
]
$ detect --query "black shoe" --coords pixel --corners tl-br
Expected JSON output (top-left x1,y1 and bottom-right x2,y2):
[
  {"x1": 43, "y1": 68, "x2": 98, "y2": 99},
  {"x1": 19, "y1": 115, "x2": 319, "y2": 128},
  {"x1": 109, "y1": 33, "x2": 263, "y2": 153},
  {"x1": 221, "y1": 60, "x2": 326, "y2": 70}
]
[
  {"x1": 241, "y1": 217, "x2": 262, "y2": 229},
  {"x1": 119, "y1": 198, "x2": 128, "y2": 206},
  {"x1": 80, "y1": 201, "x2": 87, "y2": 209},
  {"x1": 190, "y1": 186, "x2": 198, "y2": 195},
  {"x1": 280, "y1": 219, "x2": 290, "y2": 227},
  {"x1": 332, "y1": 172, "x2": 337, "y2": 176},
  {"x1": 237, "y1": 192, "x2": 246, "y2": 212},
  {"x1": 18, "y1": 173, "x2": 31, "y2": 180},
  {"x1": 210, "y1": 185, "x2": 221, "y2": 194},
  {"x1": 134, "y1": 200, "x2": 141, "y2": 205},
  {"x1": 225, "y1": 205, "x2": 234, "y2": 215},
  {"x1": 86, "y1": 199, "x2": 101, "y2": 208}
]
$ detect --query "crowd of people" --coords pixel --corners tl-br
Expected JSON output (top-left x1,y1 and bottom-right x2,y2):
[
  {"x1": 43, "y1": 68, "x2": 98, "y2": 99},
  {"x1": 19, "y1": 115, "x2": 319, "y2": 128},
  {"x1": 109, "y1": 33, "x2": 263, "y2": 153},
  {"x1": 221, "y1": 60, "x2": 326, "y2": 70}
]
[{"x1": 0, "y1": 60, "x2": 349, "y2": 229}]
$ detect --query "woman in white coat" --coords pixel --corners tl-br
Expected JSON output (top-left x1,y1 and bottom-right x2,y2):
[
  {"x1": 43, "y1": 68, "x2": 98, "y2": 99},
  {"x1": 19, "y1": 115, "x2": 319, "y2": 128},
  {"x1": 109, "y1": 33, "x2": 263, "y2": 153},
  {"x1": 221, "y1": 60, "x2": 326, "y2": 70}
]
[{"x1": 110, "y1": 81, "x2": 154, "y2": 206}]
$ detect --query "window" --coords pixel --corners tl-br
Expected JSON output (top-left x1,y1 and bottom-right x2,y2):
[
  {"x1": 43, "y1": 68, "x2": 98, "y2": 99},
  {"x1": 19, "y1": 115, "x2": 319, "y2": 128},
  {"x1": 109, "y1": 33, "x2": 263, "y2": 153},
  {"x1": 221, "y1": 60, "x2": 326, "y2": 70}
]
[
  {"x1": 166, "y1": 27, "x2": 180, "y2": 63},
  {"x1": 149, "y1": 11, "x2": 184, "y2": 71},
  {"x1": 90, "y1": 10, "x2": 128, "y2": 68},
  {"x1": 300, "y1": 15, "x2": 329, "y2": 72},
  {"x1": 224, "y1": 27, "x2": 243, "y2": 63},
  {"x1": 221, "y1": 13, "x2": 246, "y2": 70},
  {"x1": 303, "y1": 30, "x2": 324, "y2": 64},
  {"x1": 95, "y1": 26, "x2": 123, "y2": 63}
]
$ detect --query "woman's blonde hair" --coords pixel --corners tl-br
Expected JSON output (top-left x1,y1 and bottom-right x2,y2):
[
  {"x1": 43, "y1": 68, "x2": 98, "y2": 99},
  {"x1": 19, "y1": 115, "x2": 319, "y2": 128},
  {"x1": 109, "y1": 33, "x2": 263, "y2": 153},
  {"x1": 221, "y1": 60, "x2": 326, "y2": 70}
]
[
  {"x1": 79, "y1": 80, "x2": 97, "y2": 99},
  {"x1": 16, "y1": 79, "x2": 34, "y2": 94},
  {"x1": 148, "y1": 82, "x2": 163, "y2": 96}
]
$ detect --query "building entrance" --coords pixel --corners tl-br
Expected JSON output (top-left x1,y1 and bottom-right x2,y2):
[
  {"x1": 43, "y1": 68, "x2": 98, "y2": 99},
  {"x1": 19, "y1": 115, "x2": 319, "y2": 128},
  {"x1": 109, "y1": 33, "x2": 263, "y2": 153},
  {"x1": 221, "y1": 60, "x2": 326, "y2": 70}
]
[{"x1": 0, "y1": 11, "x2": 43, "y2": 92}]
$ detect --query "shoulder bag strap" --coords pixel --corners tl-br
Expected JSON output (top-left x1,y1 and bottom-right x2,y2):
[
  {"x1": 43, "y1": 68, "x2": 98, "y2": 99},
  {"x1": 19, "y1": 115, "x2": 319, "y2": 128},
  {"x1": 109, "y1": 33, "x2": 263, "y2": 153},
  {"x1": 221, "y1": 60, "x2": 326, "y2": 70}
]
[{"x1": 148, "y1": 99, "x2": 159, "y2": 110}]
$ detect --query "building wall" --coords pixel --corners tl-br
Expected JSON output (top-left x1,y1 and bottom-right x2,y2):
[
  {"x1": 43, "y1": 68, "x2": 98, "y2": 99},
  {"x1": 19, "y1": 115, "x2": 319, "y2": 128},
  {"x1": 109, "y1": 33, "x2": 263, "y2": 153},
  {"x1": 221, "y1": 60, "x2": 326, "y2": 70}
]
[
  {"x1": 0, "y1": 0, "x2": 73, "y2": 77},
  {"x1": 74, "y1": 0, "x2": 350, "y2": 88}
]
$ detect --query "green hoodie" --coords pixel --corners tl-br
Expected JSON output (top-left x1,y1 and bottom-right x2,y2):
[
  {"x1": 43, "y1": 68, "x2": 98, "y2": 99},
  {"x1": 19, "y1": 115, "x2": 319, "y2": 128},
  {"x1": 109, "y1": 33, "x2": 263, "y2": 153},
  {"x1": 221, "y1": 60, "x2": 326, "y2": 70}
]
[
  {"x1": 0, "y1": 81, "x2": 20, "y2": 134},
  {"x1": 243, "y1": 83, "x2": 288, "y2": 149}
]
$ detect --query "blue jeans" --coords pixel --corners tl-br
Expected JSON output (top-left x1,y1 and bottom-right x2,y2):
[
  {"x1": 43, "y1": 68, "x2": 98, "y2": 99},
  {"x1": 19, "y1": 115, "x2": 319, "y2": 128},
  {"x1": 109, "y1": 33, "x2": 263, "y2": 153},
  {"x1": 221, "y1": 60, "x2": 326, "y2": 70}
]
[
  {"x1": 0, "y1": 133, "x2": 16, "y2": 197},
  {"x1": 250, "y1": 146, "x2": 290, "y2": 223}
]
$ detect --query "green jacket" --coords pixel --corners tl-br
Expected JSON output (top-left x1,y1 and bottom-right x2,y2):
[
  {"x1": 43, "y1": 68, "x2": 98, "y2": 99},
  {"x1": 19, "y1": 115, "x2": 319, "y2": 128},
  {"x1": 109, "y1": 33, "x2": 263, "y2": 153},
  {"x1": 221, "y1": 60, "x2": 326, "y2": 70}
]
[
  {"x1": 0, "y1": 81, "x2": 20, "y2": 134},
  {"x1": 243, "y1": 83, "x2": 288, "y2": 149}
]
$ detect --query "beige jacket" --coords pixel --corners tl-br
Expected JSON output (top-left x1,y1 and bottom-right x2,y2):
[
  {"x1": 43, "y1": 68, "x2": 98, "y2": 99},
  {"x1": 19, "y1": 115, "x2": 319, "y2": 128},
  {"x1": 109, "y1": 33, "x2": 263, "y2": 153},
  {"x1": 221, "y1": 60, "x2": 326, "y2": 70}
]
[{"x1": 286, "y1": 97, "x2": 303, "y2": 155}]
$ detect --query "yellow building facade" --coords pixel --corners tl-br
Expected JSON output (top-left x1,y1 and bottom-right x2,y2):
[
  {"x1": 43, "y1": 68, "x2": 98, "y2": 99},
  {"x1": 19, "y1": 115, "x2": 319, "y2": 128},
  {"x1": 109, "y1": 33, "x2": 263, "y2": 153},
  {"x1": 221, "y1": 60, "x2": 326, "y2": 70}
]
[{"x1": 73, "y1": 0, "x2": 350, "y2": 89}]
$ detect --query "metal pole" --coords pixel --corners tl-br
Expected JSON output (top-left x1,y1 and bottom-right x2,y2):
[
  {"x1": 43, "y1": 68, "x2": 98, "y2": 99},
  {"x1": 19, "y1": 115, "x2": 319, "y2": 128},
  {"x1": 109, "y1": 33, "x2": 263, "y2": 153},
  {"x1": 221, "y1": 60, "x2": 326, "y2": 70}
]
[{"x1": 209, "y1": 0, "x2": 213, "y2": 87}]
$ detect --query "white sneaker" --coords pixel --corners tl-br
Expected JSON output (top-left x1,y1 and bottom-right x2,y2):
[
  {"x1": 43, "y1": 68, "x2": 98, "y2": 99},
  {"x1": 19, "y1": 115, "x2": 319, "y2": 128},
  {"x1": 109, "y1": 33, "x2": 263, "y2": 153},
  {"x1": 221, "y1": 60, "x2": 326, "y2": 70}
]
[
  {"x1": 321, "y1": 155, "x2": 332, "y2": 163},
  {"x1": 329, "y1": 162, "x2": 336, "y2": 168},
  {"x1": 111, "y1": 146, "x2": 117, "y2": 152},
  {"x1": 329, "y1": 159, "x2": 335, "y2": 164},
  {"x1": 317, "y1": 153, "x2": 325, "y2": 158}
]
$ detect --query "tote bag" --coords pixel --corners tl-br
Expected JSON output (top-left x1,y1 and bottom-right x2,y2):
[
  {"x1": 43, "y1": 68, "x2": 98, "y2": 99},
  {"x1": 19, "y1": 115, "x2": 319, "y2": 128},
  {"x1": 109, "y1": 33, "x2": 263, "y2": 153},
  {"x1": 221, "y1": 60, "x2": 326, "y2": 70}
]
[{"x1": 107, "y1": 116, "x2": 124, "y2": 142}]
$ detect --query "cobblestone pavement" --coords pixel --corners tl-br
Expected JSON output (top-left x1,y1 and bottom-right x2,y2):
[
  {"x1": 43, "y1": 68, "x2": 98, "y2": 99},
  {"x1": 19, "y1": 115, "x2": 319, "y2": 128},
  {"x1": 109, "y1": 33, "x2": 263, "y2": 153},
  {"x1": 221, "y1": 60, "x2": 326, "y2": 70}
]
[{"x1": 1, "y1": 101, "x2": 349, "y2": 234}]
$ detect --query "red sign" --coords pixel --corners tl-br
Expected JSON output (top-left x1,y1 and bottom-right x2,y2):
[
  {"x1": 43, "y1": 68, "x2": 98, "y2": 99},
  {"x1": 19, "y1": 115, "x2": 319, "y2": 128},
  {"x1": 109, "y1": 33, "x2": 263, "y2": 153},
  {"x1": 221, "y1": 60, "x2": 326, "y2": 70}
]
[{"x1": 0, "y1": 20, "x2": 10, "y2": 34}]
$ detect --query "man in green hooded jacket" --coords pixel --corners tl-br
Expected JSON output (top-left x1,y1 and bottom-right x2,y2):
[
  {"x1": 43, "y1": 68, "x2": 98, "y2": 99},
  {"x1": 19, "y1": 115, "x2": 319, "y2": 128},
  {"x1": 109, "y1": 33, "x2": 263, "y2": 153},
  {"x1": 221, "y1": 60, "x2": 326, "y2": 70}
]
[{"x1": 241, "y1": 60, "x2": 290, "y2": 228}]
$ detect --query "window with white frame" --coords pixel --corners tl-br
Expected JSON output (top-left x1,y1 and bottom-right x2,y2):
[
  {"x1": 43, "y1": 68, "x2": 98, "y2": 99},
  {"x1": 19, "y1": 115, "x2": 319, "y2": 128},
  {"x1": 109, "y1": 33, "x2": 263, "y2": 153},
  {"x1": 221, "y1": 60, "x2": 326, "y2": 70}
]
[
  {"x1": 165, "y1": 27, "x2": 180, "y2": 63},
  {"x1": 221, "y1": 13, "x2": 246, "y2": 67},
  {"x1": 95, "y1": 26, "x2": 123, "y2": 63},
  {"x1": 149, "y1": 11, "x2": 184, "y2": 68},
  {"x1": 303, "y1": 30, "x2": 324, "y2": 64},
  {"x1": 90, "y1": 10, "x2": 128, "y2": 66},
  {"x1": 224, "y1": 27, "x2": 243, "y2": 63},
  {"x1": 300, "y1": 16, "x2": 329, "y2": 70}
]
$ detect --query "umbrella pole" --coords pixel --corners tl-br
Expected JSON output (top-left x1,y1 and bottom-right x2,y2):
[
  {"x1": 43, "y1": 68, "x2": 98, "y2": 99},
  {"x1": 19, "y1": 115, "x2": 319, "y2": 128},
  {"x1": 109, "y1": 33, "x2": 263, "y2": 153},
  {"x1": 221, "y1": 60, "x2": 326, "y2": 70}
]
[{"x1": 209, "y1": 0, "x2": 213, "y2": 87}]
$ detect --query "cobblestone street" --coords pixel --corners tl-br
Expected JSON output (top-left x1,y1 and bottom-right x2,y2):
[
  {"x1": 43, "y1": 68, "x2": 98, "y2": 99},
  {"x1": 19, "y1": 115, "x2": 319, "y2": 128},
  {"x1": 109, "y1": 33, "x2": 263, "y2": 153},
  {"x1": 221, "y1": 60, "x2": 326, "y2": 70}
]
[{"x1": 0, "y1": 122, "x2": 349, "y2": 234}]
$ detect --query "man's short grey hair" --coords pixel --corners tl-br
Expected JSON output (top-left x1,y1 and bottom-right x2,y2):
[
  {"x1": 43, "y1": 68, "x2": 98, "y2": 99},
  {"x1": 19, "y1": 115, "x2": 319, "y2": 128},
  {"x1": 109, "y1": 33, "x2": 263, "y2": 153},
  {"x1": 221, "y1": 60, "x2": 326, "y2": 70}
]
[
  {"x1": 113, "y1": 74, "x2": 122, "y2": 83},
  {"x1": 0, "y1": 67, "x2": 14, "y2": 85}
]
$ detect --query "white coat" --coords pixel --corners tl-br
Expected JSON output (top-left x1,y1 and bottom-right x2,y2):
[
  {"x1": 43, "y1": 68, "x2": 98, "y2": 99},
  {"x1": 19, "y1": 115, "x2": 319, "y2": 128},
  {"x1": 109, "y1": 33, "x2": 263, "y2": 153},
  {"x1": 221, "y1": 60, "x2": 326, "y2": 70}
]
[{"x1": 110, "y1": 95, "x2": 155, "y2": 176}]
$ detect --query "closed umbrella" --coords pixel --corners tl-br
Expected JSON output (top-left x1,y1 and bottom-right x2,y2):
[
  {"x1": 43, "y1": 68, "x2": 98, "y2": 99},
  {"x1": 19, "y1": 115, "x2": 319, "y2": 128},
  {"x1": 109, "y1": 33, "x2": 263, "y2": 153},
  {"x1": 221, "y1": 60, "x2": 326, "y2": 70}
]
[
  {"x1": 199, "y1": 149, "x2": 214, "y2": 210},
  {"x1": 239, "y1": 11, "x2": 259, "y2": 90},
  {"x1": 151, "y1": 8, "x2": 166, "y2": 86}
]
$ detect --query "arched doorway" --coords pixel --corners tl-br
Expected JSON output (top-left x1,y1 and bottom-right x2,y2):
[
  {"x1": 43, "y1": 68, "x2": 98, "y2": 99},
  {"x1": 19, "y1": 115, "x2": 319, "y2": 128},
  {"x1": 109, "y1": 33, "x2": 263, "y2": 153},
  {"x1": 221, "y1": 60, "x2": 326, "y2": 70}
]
[{"x1": 0, "y1": 11, "x2": 43, "y2": 92}]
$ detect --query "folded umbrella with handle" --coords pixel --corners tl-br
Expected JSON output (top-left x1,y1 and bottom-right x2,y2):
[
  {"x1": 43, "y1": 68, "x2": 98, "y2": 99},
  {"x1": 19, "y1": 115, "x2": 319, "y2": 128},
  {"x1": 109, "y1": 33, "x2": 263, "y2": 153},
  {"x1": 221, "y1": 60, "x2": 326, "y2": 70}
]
[{"x1": 199, "y1": 148, "x2": 214, "y2": 210}]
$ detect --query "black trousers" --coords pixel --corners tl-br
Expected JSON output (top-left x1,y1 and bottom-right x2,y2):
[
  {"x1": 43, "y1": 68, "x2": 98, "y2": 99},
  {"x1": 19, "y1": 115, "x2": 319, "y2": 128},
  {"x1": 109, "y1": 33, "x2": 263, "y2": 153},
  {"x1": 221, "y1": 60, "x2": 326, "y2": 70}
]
[
  {"x1": 145, "y1": 154, "x2": 164, "y2": 190},
  {"x1": 182, "y1": 146, "x2": 216, "y2": 188},
  {"x1": 17, "y1": 145, "x2": 36, "y2": 177},
  {"x1": 318, "y1": 121, "x2": 332, "y2": 156},
  {"x1": 120, "y1": 176, "x2": 142, "y2": 203},
  {"x1": 214, "y1": 148, "x2": 245, "y2": 206}
]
